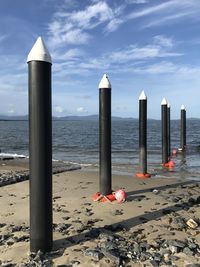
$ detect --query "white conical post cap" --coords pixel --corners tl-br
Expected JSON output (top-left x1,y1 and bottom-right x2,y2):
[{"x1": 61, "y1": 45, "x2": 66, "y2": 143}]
[
  {"x1": 98, "y1": 74, "x2": 111, "y2": 89},
  {"x1": 27, "y1": 36, "x2": 52, "y2": 63},
  {"x1": 161, "y1": 97, "x2": 168, "y2": 105},
  {"x1": 181, "y1": 104, "x2": 186, "y2": 110},
  {"x1": 139, "y1": 90, "x2": 147, "y2": 100}
]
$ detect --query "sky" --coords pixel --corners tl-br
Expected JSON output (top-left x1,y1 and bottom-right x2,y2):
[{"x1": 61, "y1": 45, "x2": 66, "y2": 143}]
[{"x1": 0, "y1": 0, "x2": 200, "y2": 119}]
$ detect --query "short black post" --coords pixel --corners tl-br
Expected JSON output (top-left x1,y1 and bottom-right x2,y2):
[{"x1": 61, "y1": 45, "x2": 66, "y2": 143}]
[
  {"x1": 161, "y1": 98, "x2": 168, "y2": 165},
  {"x1": 180, "y1": 105, "x2": 186, "y2": 151},
  {"x1": 99, "y1": 74, "x2": 112, "y2": 196},
  {"x1": 27, "y1": 37, "x2": 52, "y2": 252},
  {"x1": 136, "y1": 91, "x2": 150, "y2": 178},
  {"x1": 167, "y1": 103, "x2": 171, "y2": 157}
]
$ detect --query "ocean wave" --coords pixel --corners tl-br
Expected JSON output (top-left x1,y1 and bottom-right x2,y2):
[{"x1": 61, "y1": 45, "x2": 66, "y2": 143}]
[{"x1": 0, "y1": 153, "x2": 26, "y2": 159}]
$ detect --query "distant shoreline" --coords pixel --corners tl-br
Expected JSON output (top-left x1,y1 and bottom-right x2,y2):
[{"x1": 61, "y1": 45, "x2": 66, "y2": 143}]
[{"x1": 0, "y1": 115, "x2": 199, "y2": 121}]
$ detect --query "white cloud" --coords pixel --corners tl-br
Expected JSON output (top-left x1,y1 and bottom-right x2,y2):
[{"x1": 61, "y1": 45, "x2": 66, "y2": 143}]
[
  {"x1": 127, "y1": 0, "x2": 200, "y2": 27},
  {"x1": 106, "y1": 18, "x2": 123, "y2": 32},
  {"x1": 48, "y1": 1, "x2": 114, "y2": 48},
  {"x1": 126, "y1": 0, "x2": 149, "y2": 4},
  {"x1": 68, "y1": 2, "x2": 113, "y2": 29},
  {"x1": 8, "y1": 109, "x2": 15, "y2": 114},
  {"x1": 0, "y1": 34, "x2": 8, "y2": 44},
  {"x1": 55, "y1": 106, "x2": 64, "y2": 113},
  {"x1": 52, "y1": 35, "x2": 182, "y2": 77},
  {"x1": 153, "y1": 35, "x2": 173, "y2": 48},
  {"x1": 108, "y1": 42, "x2": 181, "y2": 63},
  {"x1": 52, "y1": 48, "x2": 84, "y2": 61},
  {"x1": 77, "y1": 107, "x2": 86, "y2": 113}
]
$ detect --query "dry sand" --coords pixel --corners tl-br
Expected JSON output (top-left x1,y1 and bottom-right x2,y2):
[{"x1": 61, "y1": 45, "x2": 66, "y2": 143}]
[{"x1": 0, "y1": 161, "x2": 200, "y2": 266}]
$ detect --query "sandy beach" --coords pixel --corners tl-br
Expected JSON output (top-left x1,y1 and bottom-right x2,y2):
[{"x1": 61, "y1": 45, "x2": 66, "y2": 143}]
[{"x1": 0, "y1": 160, "x2": 200, "y2": 266}]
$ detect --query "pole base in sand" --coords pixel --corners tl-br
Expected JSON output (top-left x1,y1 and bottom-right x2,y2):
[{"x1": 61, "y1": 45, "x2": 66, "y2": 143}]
[{"x1": 135, "y1": 173, "x2": 151, "y2": 179}]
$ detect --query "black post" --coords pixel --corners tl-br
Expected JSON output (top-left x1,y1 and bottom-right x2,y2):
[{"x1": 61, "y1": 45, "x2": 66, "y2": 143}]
[
  {"x1": 27, "y1": 37, "x2": 52, "y2": 252},
  {"x1": 99, "y1": 74, "x2": 112, "y2": 196},
  {"x1": 180, "y1": 105, "x2": 186, "y2": 151},
  {"x1": 167, "y1": 103, "x2": 171, "y2": 158},
  {"x1": 139, "y1": 91, "x2": 147, "y2": 174},
  {"x1": 161, "y1": 98, "x2": 168, "y2": 164}
]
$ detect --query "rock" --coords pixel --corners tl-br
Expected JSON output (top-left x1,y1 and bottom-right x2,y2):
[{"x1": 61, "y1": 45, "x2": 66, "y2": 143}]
[
  {"x1": 168, "y1": 239, "x2": 186, "y2": 249},
  {"x1": 55, "y1": 223, "x2": 70, "y2": 233},
  {"x1": 100, "y1": 241, "x2": 117, "y2": 250},
  {"x1": 163, "y1": 253, "x2": 170, "y2": 262},
  {"x1": 71, "y1": 260, "x2": 81, "y2": 265},
  {"x1": 112, "y1": 209, "x2": 123, "y2": 216},
  {"x1": 100, "y1": 247, "x2": 121, "y2": 265},
  {"x1": 84, "y1": 249, "x2": 103, "y2": 261},
  {"x1": 170, "y1": 216, "x2": 186, "y2": 230},
  {"x1": 186, "y1": 219, "x2": 198, "y2": 229},
  {"x1": 169, "y1": 245, "x2": 178, "y2": 254},
  {"x1": 152, "y1": 189, "x2": 159, "y2": 194},
  {"x1": 6, "y1": 238, "x2": 15, "y2": 246},
  {"x1": 183, "y1": 247, "x2": 194, "y2": 256}
]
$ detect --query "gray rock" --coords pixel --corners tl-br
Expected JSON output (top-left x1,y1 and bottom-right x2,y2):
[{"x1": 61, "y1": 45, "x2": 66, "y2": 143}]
[
  {"x1": 183, "y1": 247, "x2": 194, "y2": 256},
  {"x1": 100, "y1": 247, "x2": 121, "y2": 265},
  {"x1": 168, "y1": 239, "x2": 186, "y2": 249},
  {"x1": 84, "y1": 249, "x2": 103, "y2": 261}
]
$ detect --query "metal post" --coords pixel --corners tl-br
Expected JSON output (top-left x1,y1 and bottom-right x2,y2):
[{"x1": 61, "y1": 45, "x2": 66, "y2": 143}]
[
  {"x1": 161, "y1": 98, "x2": 168, "y2": 165},
  {"x1": 167, "y1": 103, "x2": 171, "y2": 157},
  {"x1": 180, "y1": 105, "x2": 186, "y2": 151},
  {"x1": 27, "y1": 37, "x2": 52, "y2": 252},
  {"x1": 99, "y1": 74, "x2": 112, "y2": 196}
]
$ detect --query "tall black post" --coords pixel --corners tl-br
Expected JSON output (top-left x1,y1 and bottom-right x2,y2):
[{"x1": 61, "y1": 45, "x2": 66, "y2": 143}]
[
  {"x1": 27, "y1": 37, "x2": 52, "y2": 252},
  {"x1": 180, "y1": 105, "x2": 186, "y2": 151},
  {"x1": 161, "y1": 98, "x2": 168, "y2": 165},
  {"x1": 139, "y1": 91, "x2": 147, "y2": 174},
  {"x1": 99, "y1": 74, "x2": 112, "y2": 196},
  {"x1": 167, "y1": 103, "x2": 171, "y2": 158}
]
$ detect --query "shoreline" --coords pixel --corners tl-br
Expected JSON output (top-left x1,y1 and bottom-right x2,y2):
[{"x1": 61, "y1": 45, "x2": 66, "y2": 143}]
[{"x1": 0, "y1": 160, "x2": 200, "y2": 266}]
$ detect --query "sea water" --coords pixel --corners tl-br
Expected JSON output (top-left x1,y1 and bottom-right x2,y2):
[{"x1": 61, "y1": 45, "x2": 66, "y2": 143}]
[{"x1": 0, "y1": 119, "x2": 199, "y2": 179}]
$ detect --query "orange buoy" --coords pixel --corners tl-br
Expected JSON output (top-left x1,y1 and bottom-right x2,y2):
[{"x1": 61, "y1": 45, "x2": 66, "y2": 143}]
[
  {"x1": 168, "y1": 160, "x2": 175, "y2": 167},
  {"x1": 135, "y1": 172, "x2": 151, "y2": 179},
  {"x1": 92, "y1": 192, "x2": 116, "y2": 202},
  {"x1": 114, "y1": 189, "x2": 126, "y2": 203},
  {"x1": 162, "y1": 160, "x2": 175, "y2": 168},
  {"x1": 172, "y1": 149, "x2": 177, "y2": 156}
]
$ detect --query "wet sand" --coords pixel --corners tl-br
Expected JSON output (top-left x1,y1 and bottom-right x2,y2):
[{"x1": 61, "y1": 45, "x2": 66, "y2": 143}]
[{"x1": 0, "y1": 160, "x2": 200, "y2": 266}]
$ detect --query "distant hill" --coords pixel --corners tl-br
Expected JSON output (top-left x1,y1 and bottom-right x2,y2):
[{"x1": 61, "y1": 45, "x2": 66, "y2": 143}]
[
  {"x1": 0, "y1": 114, "x2": 136, "y2": 121},
  {"x1": 54, "y1": 115, "x2": 136, "y2": 121},
  {"x1": 0, "y1": 114, "x2": 198, "y2": 121},
  {"x1": 0, "y1": 115, "x2": 28, "y2": 121}
]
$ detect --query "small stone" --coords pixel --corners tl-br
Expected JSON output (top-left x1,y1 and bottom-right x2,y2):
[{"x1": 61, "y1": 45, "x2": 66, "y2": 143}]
[
  {"x1": 100, "y1": 248, "x2": 121, "y2": 265},
  {"x1": 169, "y1": 245, "x2": 178, "y2": 254},
  {"x1": 169, "y1": 239, "x2": 186, "y2": 249},
  {"x1": 183, "y1": 247, "x2": 194, "y2": 256},
  {"x1": 84, "y1": 249, "x2": 103, "y2": 261},
  {"x1": 152, "y1": 189, "x2": 159, "y2": 194},
  {"x1": 163, "y1": 253, "x2": 170, "y2": 262},
  {"x1": 186, "y1": 219, "x2": 198, "y2": 229},
  {"x1": 112, "y1": 209, "x2": 123, "y2": 216},
  {"x1": 171, "y1": 216, "x2": 186, "y2": 230}
]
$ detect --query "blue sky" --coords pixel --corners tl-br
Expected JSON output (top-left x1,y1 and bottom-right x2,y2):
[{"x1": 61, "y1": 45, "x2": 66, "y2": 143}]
[{"x1": 0, "y1": 0, "x2": 200, "y2": 119}]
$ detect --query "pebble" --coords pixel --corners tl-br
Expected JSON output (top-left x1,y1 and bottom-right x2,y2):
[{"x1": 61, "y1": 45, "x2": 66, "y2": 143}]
[
  {"x1": 84, "y1": 249, "x2": 103, "y2": 260},
  {"x1": 186, "y1": 218, "x2": 199, "y2": 229}
]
